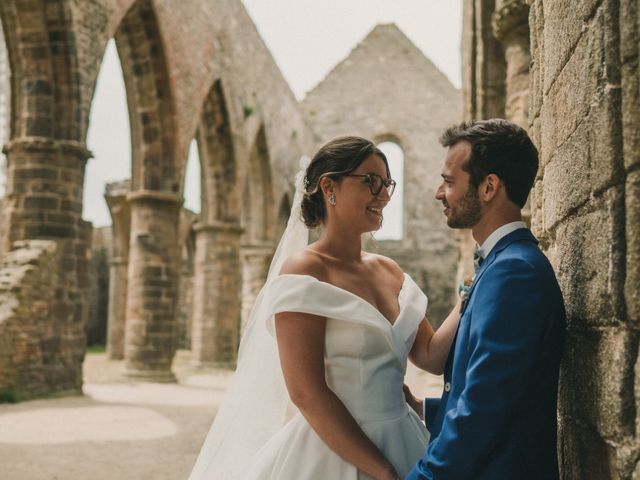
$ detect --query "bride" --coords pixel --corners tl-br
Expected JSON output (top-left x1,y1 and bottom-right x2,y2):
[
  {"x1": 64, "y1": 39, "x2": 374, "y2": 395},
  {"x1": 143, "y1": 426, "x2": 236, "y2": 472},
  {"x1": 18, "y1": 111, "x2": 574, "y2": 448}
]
[{"x1": 189, "y1": 136, "x2": 461, "y2": 480}]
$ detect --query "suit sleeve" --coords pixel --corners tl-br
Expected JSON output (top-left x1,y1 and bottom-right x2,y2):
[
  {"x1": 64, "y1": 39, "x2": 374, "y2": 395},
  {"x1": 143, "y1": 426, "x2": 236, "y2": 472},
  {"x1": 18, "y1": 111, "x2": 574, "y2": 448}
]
[{"x1": 406, "y1": 258, "x2": 548, "y2": 480}]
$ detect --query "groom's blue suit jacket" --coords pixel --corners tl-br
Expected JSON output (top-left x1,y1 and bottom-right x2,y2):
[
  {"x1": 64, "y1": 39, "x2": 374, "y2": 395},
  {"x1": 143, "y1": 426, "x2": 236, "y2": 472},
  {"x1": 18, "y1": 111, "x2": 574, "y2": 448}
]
[{"x1": 407, "y1": 228, "x2": 565, "y2": 480}]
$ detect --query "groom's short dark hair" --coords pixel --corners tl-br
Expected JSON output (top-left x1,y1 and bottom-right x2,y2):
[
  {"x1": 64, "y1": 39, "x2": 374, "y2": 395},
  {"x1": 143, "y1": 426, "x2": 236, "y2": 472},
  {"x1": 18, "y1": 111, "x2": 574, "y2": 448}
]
[{"x1": 439, "y1": 119, "x2": 539, "y2": 208}]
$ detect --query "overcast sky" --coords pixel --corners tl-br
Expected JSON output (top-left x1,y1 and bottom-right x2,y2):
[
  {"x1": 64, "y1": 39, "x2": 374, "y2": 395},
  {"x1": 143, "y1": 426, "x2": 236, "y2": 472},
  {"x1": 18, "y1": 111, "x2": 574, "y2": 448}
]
[{"x1": 81, "y1": 1, "x2": 463, "y2": 228}]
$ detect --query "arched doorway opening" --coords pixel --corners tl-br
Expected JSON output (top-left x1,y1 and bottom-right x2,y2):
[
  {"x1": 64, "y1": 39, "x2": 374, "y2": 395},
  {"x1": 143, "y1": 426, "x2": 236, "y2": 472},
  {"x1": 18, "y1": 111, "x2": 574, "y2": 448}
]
[{"x1": 85, "y1": 38, "x2": 131, "y2": 351}]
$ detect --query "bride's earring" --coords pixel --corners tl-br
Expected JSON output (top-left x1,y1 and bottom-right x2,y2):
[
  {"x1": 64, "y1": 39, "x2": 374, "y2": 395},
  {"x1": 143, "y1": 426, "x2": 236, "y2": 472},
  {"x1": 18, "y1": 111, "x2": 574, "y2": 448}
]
[{"x1": 328, "y1": 193, "x2": 336, "y2": 206}]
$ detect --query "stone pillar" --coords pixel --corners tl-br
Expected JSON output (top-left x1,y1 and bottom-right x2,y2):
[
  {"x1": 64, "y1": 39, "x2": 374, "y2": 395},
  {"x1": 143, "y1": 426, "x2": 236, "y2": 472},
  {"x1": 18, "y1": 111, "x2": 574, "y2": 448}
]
[
  {"x1": 1, "y1": 136, "x2": 92, "y2": 393},
  {"x1": 191, "y1": 221, "x2": 243, "y2": 368},
  {"x1": 492, "y1": 0, "x2": 532, "y2": 221},
  {"x1": 106, "y1": 257, "x2": 128, "y2": 358},
  {"x1": 240, "y1": 243, "x2": 273, "y2": 333},
  {"x1": 123, "y1": 190, "x2": 182, "y2": 382},
  {"x1": 105, "y1": 181, "x2": 131, "y2": 360},
  {"x1": 492, "y1": 0, "x2": 531, "y2": 128}
]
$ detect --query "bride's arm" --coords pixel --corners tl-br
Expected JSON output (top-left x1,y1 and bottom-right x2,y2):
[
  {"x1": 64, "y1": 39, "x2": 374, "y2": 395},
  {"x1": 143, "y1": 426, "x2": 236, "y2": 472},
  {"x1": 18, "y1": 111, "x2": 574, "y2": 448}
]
[
  {"x1": 275, "y1": 311, "x2": 399, "y2": 480},
  {"x1": 408, "y1": 300, "x2": 462, "y2": 375}
]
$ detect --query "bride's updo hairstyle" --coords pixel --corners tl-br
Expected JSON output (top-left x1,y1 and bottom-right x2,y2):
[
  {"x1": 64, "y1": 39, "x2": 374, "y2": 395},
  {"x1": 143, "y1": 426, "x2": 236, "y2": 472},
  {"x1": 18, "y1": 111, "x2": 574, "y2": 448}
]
[{"x1": 301, "y1": 136, "x2": 389, "y2": 228}]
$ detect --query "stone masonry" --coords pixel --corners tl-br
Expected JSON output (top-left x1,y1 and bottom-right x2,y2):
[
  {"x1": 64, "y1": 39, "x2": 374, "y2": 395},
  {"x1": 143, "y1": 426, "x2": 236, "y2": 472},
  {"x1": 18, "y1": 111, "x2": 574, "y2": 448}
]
[
  {"x1": 2, "y1": 4, "x2": 639, "y2": 478},
  {"x1": 0, "y1": 0, "x2": 314, "y2": 393},
  {"x1": 463, "y1": 0, "x2": 640, "y2": 478},
  {"x1": 0, "y1": 240, "x2": 79, "y2": 399}
]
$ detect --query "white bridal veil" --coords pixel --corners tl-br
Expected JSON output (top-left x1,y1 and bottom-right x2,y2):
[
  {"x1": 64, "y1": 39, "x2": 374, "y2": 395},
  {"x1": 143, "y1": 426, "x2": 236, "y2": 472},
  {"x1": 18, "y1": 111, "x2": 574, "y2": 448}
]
[{"x1": 189, "y1": 157, "x2": 310, "y2": 480}]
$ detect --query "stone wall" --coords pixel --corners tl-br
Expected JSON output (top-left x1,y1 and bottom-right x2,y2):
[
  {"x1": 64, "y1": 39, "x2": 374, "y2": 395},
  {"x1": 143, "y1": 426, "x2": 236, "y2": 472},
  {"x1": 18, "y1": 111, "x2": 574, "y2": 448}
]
[
  {"x1": 0, "y1": 240, "x2": 83, "y2": 400},
  {"x1": 528, "y1": 1, "x2": 640, "y2": 478},
  {"x1": 302, "y1": 24, "x2": 461, "y2": 324},
  {"x1": 463, "y1": 0, "x2": 640, "y2": 477}
]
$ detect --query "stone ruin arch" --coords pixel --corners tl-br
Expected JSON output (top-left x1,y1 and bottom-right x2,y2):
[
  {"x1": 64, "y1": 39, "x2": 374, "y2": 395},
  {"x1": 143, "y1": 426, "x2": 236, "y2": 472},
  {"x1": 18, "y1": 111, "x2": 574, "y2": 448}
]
[
  {"x1": 240, "y1": 124, "x2": 276, "y2": 333},
  {"x1": 0, "y1": 0, "x2": 313, "y2": 395},
  {"x1": 190, "y1": 78, "x2": 243, "y2": 367}
]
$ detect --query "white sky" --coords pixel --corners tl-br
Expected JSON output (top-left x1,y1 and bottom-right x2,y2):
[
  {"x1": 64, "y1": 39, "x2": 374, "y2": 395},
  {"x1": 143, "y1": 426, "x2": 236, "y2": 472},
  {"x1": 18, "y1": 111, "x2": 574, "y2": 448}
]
[{"x1": 77, "y1": 1, "x2": 462, "y2": 228}]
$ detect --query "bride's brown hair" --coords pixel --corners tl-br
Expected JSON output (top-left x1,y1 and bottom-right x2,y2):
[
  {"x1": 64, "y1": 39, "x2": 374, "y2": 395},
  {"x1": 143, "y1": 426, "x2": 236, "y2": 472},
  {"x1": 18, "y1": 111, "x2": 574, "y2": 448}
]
[{"x1": 301, "y1": 136, "x2": 389, "y2": 228}]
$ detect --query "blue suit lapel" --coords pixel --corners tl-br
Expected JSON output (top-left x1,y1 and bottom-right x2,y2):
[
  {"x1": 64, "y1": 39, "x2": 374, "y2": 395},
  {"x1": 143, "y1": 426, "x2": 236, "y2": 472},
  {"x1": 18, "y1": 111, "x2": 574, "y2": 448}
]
[{"x1": 459, "y1": 228, "x2": 538, "y2": 317}]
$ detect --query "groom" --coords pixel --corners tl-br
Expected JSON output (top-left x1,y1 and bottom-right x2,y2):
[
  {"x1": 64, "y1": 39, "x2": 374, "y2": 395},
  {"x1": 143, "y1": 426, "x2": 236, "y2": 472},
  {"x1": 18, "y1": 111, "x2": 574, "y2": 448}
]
[{"x1": 406, "y1": 119, "x2": 565, "y2": 479}]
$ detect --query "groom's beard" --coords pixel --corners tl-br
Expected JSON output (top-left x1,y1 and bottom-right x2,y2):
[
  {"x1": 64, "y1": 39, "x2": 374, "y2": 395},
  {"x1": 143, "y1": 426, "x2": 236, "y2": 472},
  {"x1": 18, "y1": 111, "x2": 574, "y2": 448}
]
[{"x1": 445, "y1": 186, "x2": 482, "y2": 229}]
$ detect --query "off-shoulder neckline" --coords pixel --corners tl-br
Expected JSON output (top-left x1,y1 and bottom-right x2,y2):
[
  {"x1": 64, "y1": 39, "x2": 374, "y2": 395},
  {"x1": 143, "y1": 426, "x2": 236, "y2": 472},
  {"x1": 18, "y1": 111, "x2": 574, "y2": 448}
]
[{"x1": 274, "y1": 273, "x2": 410, "y2": 326}]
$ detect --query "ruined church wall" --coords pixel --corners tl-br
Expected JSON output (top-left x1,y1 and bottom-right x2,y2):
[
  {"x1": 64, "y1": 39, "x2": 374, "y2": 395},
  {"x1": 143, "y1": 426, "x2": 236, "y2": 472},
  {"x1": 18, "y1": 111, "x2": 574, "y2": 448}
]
[
  {"x1": 0, "y1": 241, "x2": 80, "y2": 399},
  {"x1": 529, "y1": 1, "x2": 640, "y2": 477}
]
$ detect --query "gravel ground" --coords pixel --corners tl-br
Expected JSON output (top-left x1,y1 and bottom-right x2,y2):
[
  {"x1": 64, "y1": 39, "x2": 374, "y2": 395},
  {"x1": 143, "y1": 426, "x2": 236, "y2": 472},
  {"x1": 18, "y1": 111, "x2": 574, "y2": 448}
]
[{"x1": 0, "y1": 350, "x2": 442, "y2": 480}]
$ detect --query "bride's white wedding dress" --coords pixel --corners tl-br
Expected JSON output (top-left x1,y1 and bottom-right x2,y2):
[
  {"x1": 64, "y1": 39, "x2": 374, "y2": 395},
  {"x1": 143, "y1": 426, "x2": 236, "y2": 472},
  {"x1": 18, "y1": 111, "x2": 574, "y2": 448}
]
[
  {"x1": 189, "y1": 161, "x2": 428, "y2": 480},
  {"x1": 244, "y1": 272, "x2": 429, "y2": 479}
]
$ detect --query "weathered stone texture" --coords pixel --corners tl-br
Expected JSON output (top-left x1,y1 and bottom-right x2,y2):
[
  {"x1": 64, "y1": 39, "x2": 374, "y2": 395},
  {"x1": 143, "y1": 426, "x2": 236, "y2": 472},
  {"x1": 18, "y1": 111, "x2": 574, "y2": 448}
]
[
  {"x1": 191, "y1": 222, "x2": 242, "y2": 367},
  {"x1": 528, "y1": 0, "x2": 640, "y2": 477},
  {"x1": 0, "y1": 240, "x2": 84, "y2": 398},
  {"x1": 492, "y1": 0, "x2": 530, "y2": 127},
  {"x1": 122, "y1": 192, "x2": 182, "y2": 381},
  {"x1": 302, "y1": 24, "x2": 460, "y2": 323},
  {"x1": 465, "y1": 0, "x2": 639, "y2": 476},
  {"x1": 462, "y1": 0, "x2": 507, "y2": 120},
  {"x1": 628, "y1": 170, "x2": 640, "y2": 324},
  {"x1": 0, "y1": 0, "x2": 314, "y2": 388}
]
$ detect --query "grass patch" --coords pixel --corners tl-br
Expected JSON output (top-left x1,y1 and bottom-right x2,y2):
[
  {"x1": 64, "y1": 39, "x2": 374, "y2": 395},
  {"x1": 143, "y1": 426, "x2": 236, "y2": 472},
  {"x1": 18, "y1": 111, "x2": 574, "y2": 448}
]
[
  {"x1": 86, "y1": 345, "x2": 106, "y2": 354},
  {"x1": 0, "y1": 389, "x2": 19, "y2": 403}
]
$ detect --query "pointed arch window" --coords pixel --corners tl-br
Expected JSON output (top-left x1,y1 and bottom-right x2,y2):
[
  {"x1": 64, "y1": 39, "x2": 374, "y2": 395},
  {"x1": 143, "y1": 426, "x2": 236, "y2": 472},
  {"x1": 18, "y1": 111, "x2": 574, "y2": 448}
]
[
  {"x1": 183, "y1": 138, "x2": 201, "y2": 214},
  {"x1": 375, "y1": 141, "x2": 404, "y2": 240}
]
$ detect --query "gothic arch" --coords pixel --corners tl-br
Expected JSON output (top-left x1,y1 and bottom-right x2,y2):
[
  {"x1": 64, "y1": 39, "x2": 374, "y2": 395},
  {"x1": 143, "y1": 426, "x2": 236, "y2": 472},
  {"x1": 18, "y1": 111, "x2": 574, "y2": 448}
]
[
  {"x1": 115, "y1": 0, "x2": 177, "y2": 192},
  {"x1": 196, "y1": 79, "x2": 238, "y2": 224},
  {"x1": 242, "y1": 125, "x2": 274, "y2": 243}
]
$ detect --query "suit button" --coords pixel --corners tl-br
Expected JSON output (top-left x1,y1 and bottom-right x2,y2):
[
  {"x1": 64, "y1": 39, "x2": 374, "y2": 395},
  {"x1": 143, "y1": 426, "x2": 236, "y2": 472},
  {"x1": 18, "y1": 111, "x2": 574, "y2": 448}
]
[{"x1": 444, "y1": 382, "x2": 451, "y2": 392}]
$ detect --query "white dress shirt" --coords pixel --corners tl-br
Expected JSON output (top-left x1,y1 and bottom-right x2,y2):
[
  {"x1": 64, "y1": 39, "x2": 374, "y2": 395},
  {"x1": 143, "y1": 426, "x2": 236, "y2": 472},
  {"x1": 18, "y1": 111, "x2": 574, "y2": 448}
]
[{"x1": 476, "y1": 221, "x2": 528, "y2": 260}]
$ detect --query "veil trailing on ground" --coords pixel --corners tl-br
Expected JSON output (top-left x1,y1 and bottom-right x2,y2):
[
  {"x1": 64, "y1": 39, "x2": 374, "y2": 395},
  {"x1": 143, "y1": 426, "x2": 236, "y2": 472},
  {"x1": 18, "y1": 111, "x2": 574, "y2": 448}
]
[{"x1": 189, "y1": 156, "x2": 310, "y2": 480}]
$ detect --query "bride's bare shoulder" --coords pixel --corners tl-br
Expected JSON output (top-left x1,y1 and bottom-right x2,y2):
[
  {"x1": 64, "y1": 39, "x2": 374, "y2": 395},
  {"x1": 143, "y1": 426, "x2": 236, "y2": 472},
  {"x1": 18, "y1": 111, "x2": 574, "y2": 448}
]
[
  {"x1": 363, "y1": 252, "x2": 404, "y2": 283},
  {"x1": 279, "y1": 248, "x2": 329, "y2": 281}
]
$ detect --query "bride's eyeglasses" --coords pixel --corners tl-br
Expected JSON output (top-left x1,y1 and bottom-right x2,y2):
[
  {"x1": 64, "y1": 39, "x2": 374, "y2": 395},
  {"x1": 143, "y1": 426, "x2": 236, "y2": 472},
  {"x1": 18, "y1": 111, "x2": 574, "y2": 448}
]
[
  {"x1": 343, "y1": 173, "x2": 397, "y2": 197},
  {"x1": 319, "y1": 171, "x2": 397, "y2": 197}
]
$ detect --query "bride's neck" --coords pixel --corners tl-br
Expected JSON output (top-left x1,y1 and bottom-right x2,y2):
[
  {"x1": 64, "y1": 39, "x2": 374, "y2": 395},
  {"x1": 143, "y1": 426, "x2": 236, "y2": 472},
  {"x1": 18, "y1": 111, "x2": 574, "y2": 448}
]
[{"x1": 314, "y1": 224, "x2": 362, "y2": 262}]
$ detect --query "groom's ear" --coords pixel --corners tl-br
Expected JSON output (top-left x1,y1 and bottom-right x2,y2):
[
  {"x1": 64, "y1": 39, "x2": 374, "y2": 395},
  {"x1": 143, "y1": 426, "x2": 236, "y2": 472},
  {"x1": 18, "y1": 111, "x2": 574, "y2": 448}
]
[{"x1": 481, "y1": 174, "x2": 501, "y2": 202}]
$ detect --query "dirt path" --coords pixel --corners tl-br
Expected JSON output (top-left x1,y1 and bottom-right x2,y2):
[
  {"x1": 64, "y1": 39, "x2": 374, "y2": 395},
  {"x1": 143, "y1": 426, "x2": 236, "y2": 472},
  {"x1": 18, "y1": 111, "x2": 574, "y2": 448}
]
[{"x1": 0, "y1": 351, "x2": 442, "y2": 480}]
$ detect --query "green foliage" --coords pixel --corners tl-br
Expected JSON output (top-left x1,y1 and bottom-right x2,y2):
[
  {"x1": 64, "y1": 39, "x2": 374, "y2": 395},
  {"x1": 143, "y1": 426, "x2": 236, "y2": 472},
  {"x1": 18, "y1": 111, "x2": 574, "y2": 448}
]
[
  {"x1": 243, "y1": 104, "x2": 255, "y2": 118},
  {"x1": 86, "y1": 345, "x2": 106, "y2": 354},
  {"x1": 0, "y1": 389, "x2": 18, "y2": 403}
]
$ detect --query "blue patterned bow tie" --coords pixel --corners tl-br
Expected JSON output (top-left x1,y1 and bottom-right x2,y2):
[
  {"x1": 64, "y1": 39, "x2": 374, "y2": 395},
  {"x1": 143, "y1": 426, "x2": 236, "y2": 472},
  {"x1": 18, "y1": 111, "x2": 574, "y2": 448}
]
[{"x1": 473, "y1": 246, "x2": 484, "y2": 273}]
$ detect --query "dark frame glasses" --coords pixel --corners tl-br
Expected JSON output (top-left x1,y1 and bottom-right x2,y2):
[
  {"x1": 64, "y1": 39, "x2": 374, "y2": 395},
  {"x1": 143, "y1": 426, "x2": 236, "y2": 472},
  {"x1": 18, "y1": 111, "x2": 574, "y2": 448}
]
[{"x1": 320, "y1": 171, "x2": 396, "y2": 197}]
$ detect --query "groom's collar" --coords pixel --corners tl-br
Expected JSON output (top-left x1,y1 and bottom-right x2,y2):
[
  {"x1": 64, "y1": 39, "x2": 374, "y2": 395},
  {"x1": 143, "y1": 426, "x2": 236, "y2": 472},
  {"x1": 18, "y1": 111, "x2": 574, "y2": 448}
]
[
  {"x1": 459, "y1": 227, "x2": 538, "y2": 318},
  {"x1": 476, "y1": 221, "x2": 528, "y2": 259},
  {"x1": 483, "y1": 226, "x2": 539, "y2": 265}
]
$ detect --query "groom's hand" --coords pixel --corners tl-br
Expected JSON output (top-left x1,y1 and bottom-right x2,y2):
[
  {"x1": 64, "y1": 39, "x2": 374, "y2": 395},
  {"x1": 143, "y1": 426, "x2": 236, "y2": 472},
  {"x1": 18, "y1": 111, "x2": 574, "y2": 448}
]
[{"x1": 403, "y1": 384, "x2": 424, "y2": 421}]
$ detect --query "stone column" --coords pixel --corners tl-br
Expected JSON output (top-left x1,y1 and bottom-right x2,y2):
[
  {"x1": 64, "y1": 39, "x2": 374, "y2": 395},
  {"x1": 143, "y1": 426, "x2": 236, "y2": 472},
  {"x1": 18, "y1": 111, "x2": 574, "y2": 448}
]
[
  {"x1": 492, "y1": 0, "x2": 532, "y2": 222},
  {"x1": 1, "y1": 137, "x2": 92, "y2": 393},
  {"x1": 106, "y1": 257, "x2": 128, "y2": 358},
  {"x1": 105, "y1": 181, "x2": 131, "y2": 360},
  {"x1": 240, "y1": 243, "x2": 274, "y2": 333},
  {"x1": 123, "y1": 190, "x2": 182, "y2": 382},
  {"x1": 191, "y1": 221, "x2": 243, "y2": 368},
  {"x1": 492, "y1": 0, "x2": 531, "y2": 128}
]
